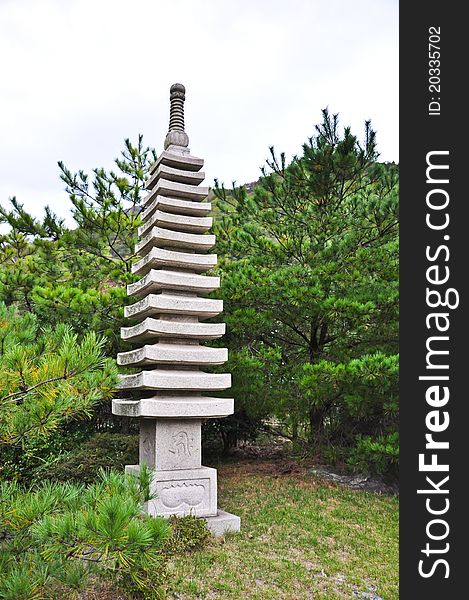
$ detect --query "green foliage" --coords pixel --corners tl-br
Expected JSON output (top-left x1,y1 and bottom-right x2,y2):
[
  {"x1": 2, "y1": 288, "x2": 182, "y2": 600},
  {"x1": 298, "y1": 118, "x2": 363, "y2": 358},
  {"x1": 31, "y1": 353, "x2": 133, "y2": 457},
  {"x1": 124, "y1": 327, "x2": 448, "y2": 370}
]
[
  {"x1": 0, "y1": 470, "x2": 171, "y2": 599},
  {"x1": 348, "y1": 432, "x2": 399, "y2": 480},
  {"x1": 33, "y1": 433, "x2": 138, "y2": 484},
  {"x1": 204, "y1": 346, "x2": 280, "y2": 452},
  {"x1": 58, "y1": 135, "x2": 155, "y2": 279},
  {"x1": 164, "y1": 514, "x2": 211, "y2": 555},
  {"x1": 0, "y1": 471, "x2": 213, "y2": 600},
  {"x1": 213, "y1": 109, "x2": 399, "y2": 476},
  {"x1": 137, "y1": 462, "x2": 154, "y2": 504},
  {"x1": 298, "y1": 352, "x2": 399, "y2": 432},
  {"x1": 0, "y1": 137, "x2": 155, "y2": 351},
  {"x1": 0, "y1": 303, "x2": 117, "y2": 479},
  {"x1": 0, "y1": 137, "x2": 156, "y2": 439}
]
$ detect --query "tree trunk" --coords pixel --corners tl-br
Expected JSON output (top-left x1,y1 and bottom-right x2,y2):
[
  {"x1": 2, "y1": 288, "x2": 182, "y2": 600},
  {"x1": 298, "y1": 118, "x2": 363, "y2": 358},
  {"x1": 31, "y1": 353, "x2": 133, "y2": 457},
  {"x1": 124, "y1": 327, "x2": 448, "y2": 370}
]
[
  {"x1": 219, "y1": 427, "x2": 230, "y2": 455},
  {"x1": 291, "y1": 416, "x2": 299, "y2": 442},
  {"x1": 309, "y1": 407, "x2": 324, "y2": 445},
  {"x1": 121, "y1": 416, "x2": 130, "y2": 434}
]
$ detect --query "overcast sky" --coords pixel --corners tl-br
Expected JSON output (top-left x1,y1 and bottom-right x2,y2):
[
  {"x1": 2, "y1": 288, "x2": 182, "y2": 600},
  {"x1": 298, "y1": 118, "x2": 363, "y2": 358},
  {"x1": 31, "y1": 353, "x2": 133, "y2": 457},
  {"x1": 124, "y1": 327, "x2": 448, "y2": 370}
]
[{"x1": 0, "y1": 0, "x2": 398, "y2": 224}]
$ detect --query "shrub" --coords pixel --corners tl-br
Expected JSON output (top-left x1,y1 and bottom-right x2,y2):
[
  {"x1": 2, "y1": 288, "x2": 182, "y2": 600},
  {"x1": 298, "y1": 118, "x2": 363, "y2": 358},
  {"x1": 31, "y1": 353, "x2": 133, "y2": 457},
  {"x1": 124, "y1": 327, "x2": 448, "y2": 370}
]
[
  {"x1": 347, "y1": 432, "x2": 399, "y2": 480},
  {"x1": 0, "y1": 427, "x2": 88, "y2": 483},
  {"x1": 34, "y1": 433, "x2": 138, "y2": 484},
  {"x1": 0, "y1": 306, "x2": 118, "y2": 446},
  {"x1": 0, "y1": 469, "x2": 170, "y2": 599},
  {"x1": 0, "y1": 303, "x2": 118, "y2": 481},
  {"x1": 164, "y1": 514, "x2": 211, "y2": 555},
  {"x1": 0, "y1": 468, "x2": 213, "y2": 599}
]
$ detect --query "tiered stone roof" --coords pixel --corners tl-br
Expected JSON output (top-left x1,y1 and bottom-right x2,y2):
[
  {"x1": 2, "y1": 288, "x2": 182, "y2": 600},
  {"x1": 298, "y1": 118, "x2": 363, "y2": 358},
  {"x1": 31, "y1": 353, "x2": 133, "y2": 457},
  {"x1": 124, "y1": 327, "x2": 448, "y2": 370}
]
[{"x1": 113, "y1": 84, "x2": 233, "y2": 420}]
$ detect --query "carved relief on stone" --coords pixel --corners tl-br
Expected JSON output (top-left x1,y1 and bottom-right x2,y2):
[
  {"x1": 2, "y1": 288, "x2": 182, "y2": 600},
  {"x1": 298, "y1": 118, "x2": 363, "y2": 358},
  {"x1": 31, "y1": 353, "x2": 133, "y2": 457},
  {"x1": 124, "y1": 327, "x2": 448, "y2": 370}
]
[
  {"x1": 160, "y1": 482, "x2": 205, "y2": 509},
  {"x1": 142, "y1": 435, "x2": 153, "y2": 459},
  {"x1": 168, "y1": 430, "x2": 194, "y2": 457}
]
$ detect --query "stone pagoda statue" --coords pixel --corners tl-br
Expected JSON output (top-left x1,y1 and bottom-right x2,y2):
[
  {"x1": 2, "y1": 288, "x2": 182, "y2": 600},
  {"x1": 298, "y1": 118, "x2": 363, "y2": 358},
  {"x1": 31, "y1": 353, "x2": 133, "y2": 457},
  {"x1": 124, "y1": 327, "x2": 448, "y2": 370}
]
[{"x1": 112, "y1": 83, "x2": 240, "y2": 535}]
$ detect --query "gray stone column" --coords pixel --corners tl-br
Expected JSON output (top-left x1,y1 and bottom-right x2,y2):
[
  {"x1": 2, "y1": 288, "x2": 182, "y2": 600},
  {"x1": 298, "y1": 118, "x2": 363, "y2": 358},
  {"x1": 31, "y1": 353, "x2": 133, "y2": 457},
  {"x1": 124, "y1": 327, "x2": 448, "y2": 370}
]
[{"x1": 113, "y1": 83, "x2": 240, "y2": 535}]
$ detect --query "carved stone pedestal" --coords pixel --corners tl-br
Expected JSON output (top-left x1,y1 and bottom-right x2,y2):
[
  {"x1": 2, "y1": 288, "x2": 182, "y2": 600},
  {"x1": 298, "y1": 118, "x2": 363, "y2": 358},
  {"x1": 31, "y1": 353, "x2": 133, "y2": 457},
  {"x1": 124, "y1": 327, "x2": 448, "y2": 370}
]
[{"x1": 126, "y1": 462, "x2": 217, "y2": 518}]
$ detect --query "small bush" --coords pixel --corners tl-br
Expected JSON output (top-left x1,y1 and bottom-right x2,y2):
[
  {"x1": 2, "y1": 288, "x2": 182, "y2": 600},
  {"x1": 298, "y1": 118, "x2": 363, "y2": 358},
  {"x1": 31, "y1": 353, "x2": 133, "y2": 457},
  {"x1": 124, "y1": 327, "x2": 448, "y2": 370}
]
[
  {"x1": 0, "y1": 470, "x2": 170, "y2": 600},
  {"x1": 164, "y1": 514, "x2": 211, "y2": 555},
  {"x1": 321, "y1": 445, "x2": 346, "y2": 468},
  {"x1": 0, "y1": 470, "x2": 214, "y2": 599},
  {"x1": 34, "y1": 433, "x2": 138, "y2": 484},
  {"x1": 0, "y1": 428, "x2": 89, "y2": 482},
  {"x1": 347, "y1": 432, "x2": 399, "y2": 480}
]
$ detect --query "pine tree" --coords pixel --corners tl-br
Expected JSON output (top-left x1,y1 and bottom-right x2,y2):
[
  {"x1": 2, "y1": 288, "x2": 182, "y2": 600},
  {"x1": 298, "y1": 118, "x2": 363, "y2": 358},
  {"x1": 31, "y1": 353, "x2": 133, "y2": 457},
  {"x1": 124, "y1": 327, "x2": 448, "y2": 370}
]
[
  {"x1": 0, "y1": 469, "x2": 172, "y2": 599},
  {"x1": 213, "y1": 110, "x2": 399, "y2": 473},
  {"x1": 0, "y1": 303, "x2": 118, "y2": 478},
  {"x1": 0, "y1": 137, "x2": 156, "y2": 344},
  {"x1": 58, "y1": 135, "x2": 156, "y2": 278}
]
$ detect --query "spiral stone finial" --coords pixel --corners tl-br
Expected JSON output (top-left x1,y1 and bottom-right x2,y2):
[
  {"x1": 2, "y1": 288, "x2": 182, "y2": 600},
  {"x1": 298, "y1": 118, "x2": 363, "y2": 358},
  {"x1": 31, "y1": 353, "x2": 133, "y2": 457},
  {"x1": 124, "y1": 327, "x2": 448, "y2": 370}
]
[{"x1": 164, "y1": 83, "x2": 189, "y2": 149}]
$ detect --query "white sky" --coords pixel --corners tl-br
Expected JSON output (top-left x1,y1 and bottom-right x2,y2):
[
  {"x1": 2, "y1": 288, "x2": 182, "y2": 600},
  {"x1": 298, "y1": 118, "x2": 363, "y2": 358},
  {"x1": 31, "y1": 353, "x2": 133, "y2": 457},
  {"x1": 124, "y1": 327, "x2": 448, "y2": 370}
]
[{"x1": 0, "y1": 0, "x2": 398, "y2": 224}]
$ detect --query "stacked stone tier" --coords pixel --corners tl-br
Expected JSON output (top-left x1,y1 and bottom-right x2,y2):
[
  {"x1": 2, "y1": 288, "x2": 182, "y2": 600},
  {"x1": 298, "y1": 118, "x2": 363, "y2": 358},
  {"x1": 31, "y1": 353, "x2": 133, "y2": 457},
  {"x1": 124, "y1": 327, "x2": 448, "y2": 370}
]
[
  {"x1": 136, "y1": 227, "x2": 215, "y2": 255},
  {"x1": 142, "y1": 196, "x2": 212, "y2": 220},
  {"x1": 146, "y1": 164, "x2": 205, "y2": 189},
  {"x1": 144, "y1": 179, "x2": 209, "y2": 204},
  {"x1": 138, "y1": 211, "x2": 212, "y2": 236},
  {"x1": 117, "y1": 343, "x2": 228, "y2": 367},
  {"x1": 132, "y1": 248, "x2": 217, "y2": 276},
  {"x1": 150, "y1": 150, "x2": 204, "y2": 172},
  {"x1": 120, "y1": 318, "x2": 225, "y2": 343},
  {"x1": 112, "y1": 397, "x2": 234, "y2": 419},
  {"x1": 113, "y1": 149, "x2": 232, "y2": 419},
  {"x1": 124, "y1": 294, "x2": 222, "y2": 320},
  {"x1": 118, "y1": 370, "x2": 231, "y2": 392},
  {"x1": 127, "y1": 269, "x2": 220, "y2": 297}
]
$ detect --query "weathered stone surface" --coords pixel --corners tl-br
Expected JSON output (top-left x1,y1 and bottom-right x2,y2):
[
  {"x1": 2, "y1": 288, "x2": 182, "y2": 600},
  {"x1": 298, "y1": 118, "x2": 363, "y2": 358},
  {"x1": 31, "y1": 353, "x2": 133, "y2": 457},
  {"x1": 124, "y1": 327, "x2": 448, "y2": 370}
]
[
  {"x1": 142, "y1": 195, "x2": 211, "y2": 222},
  {"x1": 140, "y1": 419, "x2": 202, "y2": 470},
  {"x1": 146, "y1": 164, "x2": 205, "y2": 190},
  {"x1": 124, "y1": 293, "x2": 223, "y2": 320},
  {"x1": 112, "y1": 396, "x2": 234, "y2": 418},
  {"x1": 138, "y1": 210, "x2": 212, "y2": 236},
  {"x1": 132, "y1": 248, "x2": 217, "y2": 276},
  {"x1": 127, "y1": 269, "x2": 220, "y2": 298},
  {"x1": 117, "y1": 343, "x2": 228, "y2": 367},
  {"x1": 150, "y1": 150, "x2": 204, "y2": 174},
  {"x1": 204, "y1": 511, "x2": 241, "y2": 536},
  {"x1": 126, "y1": 464, "x2": 217, "y2": 517},
  {"x1": 121, "y1": 317, "x2": 225, "y2": 343},
  {"x1": 118, "y1": 369, "x2": 231, "y2": 392},
  {"x1": 144, "y1": 179, "x2": 208, "y2": 205},
  {"x1": 136, "y1": 226, "x2": 215, "y2": 255}
]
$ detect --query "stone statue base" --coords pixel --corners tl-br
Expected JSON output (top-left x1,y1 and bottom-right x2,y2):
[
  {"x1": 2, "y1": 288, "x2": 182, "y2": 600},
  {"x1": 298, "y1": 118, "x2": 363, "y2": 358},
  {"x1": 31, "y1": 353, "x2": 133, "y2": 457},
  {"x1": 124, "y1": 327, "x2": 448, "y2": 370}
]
[
  {"x1": 203, "y1": 510, "x2": 241, "y2": 536},
  {"x1": 125, "y1": 464, "x2": 240, "y2": 536}
]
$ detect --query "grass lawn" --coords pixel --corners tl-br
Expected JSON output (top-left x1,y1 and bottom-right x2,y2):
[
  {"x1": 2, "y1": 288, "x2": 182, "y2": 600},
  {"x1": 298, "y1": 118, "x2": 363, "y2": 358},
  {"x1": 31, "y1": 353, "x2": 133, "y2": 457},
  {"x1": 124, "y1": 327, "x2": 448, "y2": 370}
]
[{"x1": 166, "y1": 460, "x2": 399, "y2": 599}]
